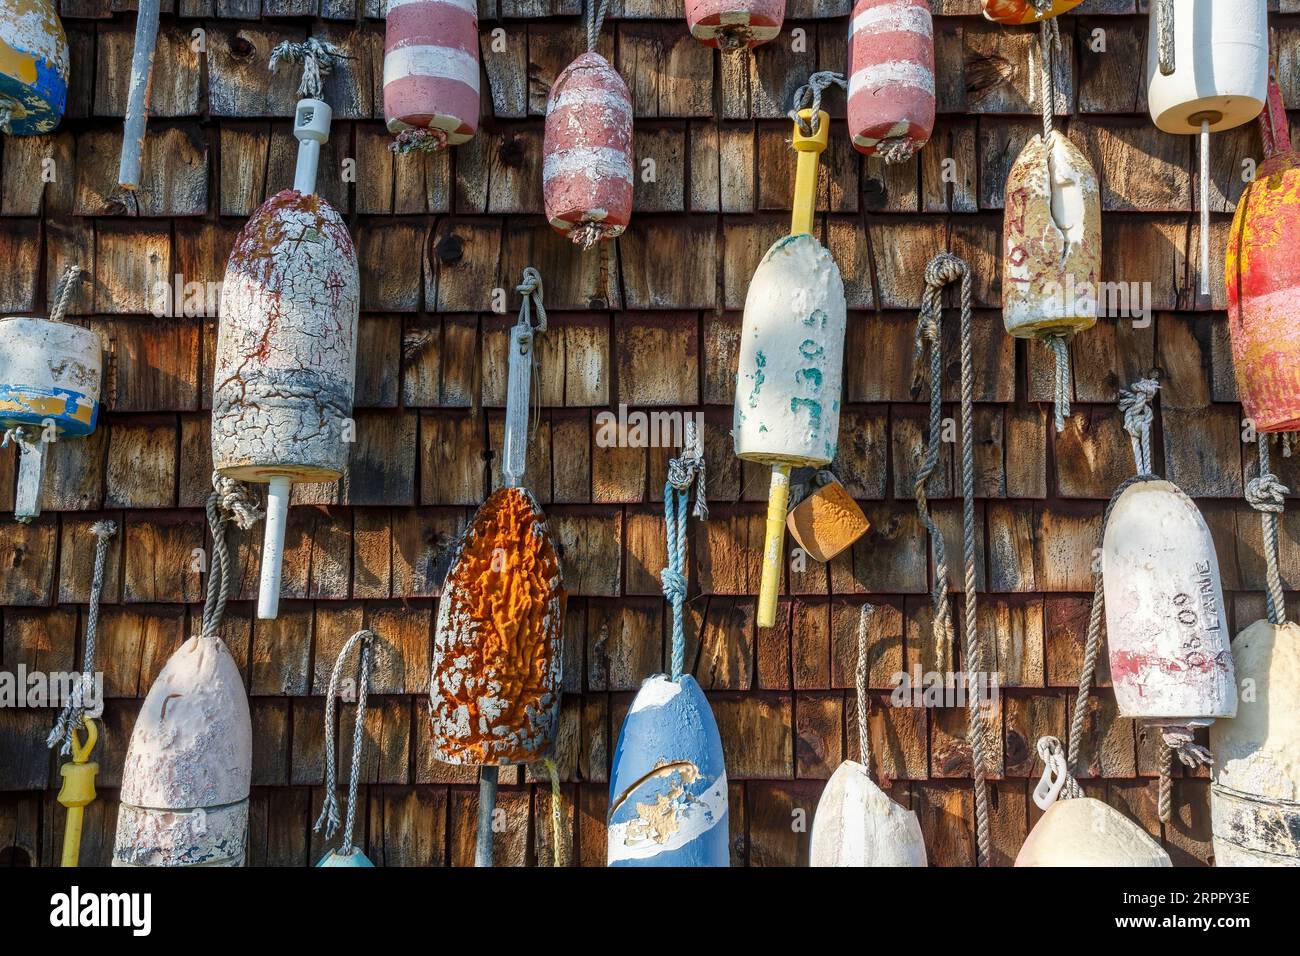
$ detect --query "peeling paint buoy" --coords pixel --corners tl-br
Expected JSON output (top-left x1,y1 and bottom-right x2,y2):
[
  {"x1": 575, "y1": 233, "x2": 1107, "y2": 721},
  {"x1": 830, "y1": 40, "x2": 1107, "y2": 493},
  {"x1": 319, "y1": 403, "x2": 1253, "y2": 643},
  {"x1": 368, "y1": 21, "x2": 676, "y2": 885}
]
[
  {"x1": 113, "y1": 635, "x2": 252, "y2": 867},
  {"x1": 685, "y1": 0, "x2": 785, "y2": 51},
  {"x1": 0, "y1": 0, "x2": 69, "y2": 135},
  {"x1": 846, "y1": 0, "x2": 935, "y2": 163},
  {"x1": 383, "y1": 0, "x2": 481, "y2": 150},
  {"x1": 608, "y1": 675, "x2": 729, "y2": 866},
  {"x1": 980, "y1": 0, "x2": 1081, "y2": 24}
]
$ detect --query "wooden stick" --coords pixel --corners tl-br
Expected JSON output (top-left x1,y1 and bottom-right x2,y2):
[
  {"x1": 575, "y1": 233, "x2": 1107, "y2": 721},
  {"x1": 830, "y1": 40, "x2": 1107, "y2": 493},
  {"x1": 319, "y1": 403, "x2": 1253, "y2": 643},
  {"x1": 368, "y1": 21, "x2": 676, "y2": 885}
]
[{"x1": 117, "y1": 0, "x2": 162, "y2": 192}]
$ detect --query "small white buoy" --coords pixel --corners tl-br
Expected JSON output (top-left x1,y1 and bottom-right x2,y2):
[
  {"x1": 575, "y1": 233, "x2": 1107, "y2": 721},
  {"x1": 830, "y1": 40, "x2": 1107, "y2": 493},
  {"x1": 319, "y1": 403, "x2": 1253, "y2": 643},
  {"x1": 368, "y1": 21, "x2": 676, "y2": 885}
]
[
  {"x1": 1016, "y1": 798, "x2": 1172, "y2": 867},
  {"x1": 810, "y1": 761, "x2": 926, "y2": 866}
]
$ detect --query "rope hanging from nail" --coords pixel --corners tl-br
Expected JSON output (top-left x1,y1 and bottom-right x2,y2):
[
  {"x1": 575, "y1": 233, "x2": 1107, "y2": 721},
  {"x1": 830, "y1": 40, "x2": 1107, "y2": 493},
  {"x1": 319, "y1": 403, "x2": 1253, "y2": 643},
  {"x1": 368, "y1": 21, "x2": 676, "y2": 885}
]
[
  {"x1": 1037, "y1": 735, "x2": 1084, "y2": 802},
  {"x1": 663, "y1": 418, "x2": 707, "y2": 682},
  {"x1": 203, "y1": 472, "x2": 263, "y2": 640},
  {"x1": 1246, "y1": 434, "x2": 1288, "y2": 626},
  {"x1": 910, "y1": 251, "x2": 991, "y2": 866},
  {"x1": 586, "y1": 0, "x2": 610, "y2": 53},
  {"x1": 269, "y1": 37, "x2": 345, "y2": 99},
  {"x1": 789, "y1": 72, "x2": 846, "y2": 137},
  {"x1": 856, "y1": 604, "x2": 873, "y2": 775},
  {"x1": 47, "y1": 521, "x2": 118, "y2": 756},
  {"x1": 314, "y1": 629, "x2": 376, "y2": 857}
]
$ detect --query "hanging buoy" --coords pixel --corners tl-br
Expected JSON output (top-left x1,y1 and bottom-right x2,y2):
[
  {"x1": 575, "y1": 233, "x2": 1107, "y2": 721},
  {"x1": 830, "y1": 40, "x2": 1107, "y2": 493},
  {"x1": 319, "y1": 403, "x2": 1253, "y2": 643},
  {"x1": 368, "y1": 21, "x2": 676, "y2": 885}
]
[
  {"x1": 735, "y1": 73, "x2": 847, "y2": 630},
  {"x1": 1001, "y1": 20, "x2": 1100, "y2": 433},
  {"x1": 0, "y1": 0, "x2": 68, "y2": 135},
  {"x1": 810, "y1": 606, "x2": 926, "y2": 866},
  {"x1": 685, "y1": 0, "x2": 784, "y2": 51},
  {"x1": 1016, "y1": 737, "x2": 1171, "y2": 866},
  {"x1": 846, "y1": 0, "x2": 935, "y2": 163},
  {"x1": 212, "y1": 40, "x2": 359, "y2": 621},
  {"x1": 0, "y1": 266, "x2": 101, "y2": 522},
  {"x1": 430, "y1": 269, "x2": 564, "y2": 867},
  {"x1": 785, "y1": 471, "x2": 869, "y2": 564},
  {"x1": 383, "y1": 0, "x2": 481, "y2": 151},
  {"x1": 980, "y1": 0, "x2": 1080, "y2": 25},
  {"x1": 1225, "y1": 68, "x2": 1300, "y2": 434},
  {"x1": 1209, "y1": 437, "x2": 1299, "y2": 866},
  {"x1": 116, "y1": 0, "x2": 161, "y2": 192},
  {"x1": 315, "y1": 630, "x2": 378, "y2": 867},
  {"x1": 1147, "y1": 0, "x2": 1267, "y2": 297},
  {"x1": 543, "y1": 3, "x2": 632, "y2": 249}
]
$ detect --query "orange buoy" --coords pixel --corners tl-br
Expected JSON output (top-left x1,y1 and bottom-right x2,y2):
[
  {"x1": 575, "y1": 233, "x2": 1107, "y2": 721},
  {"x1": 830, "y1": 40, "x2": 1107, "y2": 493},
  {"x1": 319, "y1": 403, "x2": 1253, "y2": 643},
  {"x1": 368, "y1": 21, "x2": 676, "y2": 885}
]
[{"x1": 981, "y1": 0, "x2": 1081, "y2": 24}]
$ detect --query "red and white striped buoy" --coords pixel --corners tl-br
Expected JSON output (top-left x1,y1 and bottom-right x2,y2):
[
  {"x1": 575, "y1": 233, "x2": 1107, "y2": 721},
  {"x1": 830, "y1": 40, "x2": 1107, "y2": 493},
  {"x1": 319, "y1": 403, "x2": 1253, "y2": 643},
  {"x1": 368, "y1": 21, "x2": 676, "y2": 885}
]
[
  {"x1": 383, "y1": 0, "x2": 481, "y2": 150},
  {"x1": 846, "y1": 0, "x2": 935, "y2": 162},
  {"x1": 685, "y1": 0, "x2": 785, "y2": 51},
  {"x1": 543, "y1": 5, "x2": 632, "y2": 249}
]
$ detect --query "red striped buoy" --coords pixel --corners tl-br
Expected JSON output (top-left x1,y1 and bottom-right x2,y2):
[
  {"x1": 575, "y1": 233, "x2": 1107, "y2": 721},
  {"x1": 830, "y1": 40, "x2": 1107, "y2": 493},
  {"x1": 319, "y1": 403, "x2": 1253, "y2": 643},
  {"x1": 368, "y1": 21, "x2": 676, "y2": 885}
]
[
  {"x1": 847, "y1": 0, "x2": 935, "y2": 162},
  {"x1": 383, "y1": 0, "x2": 481, "y2": 150},
  {"x1": 543, "y1": 50, "x2": 633, "y2": 248},
  {"x1": 685, "y1": 0, "x2": 785, "y2": 51}
]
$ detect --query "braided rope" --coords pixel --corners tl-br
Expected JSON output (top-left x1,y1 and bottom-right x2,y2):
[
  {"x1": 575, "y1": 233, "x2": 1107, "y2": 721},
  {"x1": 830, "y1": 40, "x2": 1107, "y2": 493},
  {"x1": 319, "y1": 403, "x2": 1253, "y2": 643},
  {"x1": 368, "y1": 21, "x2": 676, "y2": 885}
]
[
  {"x1": 1157, "y1": 738, "x2": 1173, "y2": 823},
  {"x1": 269, "y1": 37, "x2": 346, "y2": 99},
  {"x1": 542, "y1": 756, "x2": 564, "y2": 867},
  {"x1": 1119, "y1": 378, "x2": 1159, "y2": 475},
  {"x1": 1042, "y1": 333, "x2": 1072, "y2": 433},
  {"x1": 1036, "y1": 736, "x2": 1083, "y2": 802},
  {"x1": 47, "y1": 521, "x2": 118, "y2": 755},
  {"x1": 1246, "y1": 435, "x2": 1288, "y2": 626},
  {"x1": 663, "y1": 419, "x2": 707, "y2": 681},
  {"x1": 1037, "y1": 17, "x2": 1060, "y2": 144},
  {"x1": 202, "y1": 473, "x2": 263, "y2": 640},
  {"x1": 50, "y1": 264, "x2": 83, "y2": 323},
  {"x1": 314, "y1": 629, "x2": 376, "y2": 855},
  {"x1": 586, "y1": 0, "x2": 610, "y2": 52},
  {"x1": 856, "y1": 604, "x2": 873, "y2": 774},
  {"x1": 911, "y1": 252, "x2": 990, "y2": 866},
  {"x1": 789, "y1": 72, "x2": 847, "y2": 137}
]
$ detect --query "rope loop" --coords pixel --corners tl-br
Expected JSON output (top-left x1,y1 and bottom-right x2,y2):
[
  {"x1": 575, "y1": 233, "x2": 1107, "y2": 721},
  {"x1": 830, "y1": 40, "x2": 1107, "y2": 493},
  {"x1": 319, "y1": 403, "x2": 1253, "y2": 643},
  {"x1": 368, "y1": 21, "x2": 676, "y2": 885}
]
[
  {"x1": 662, "y1": 419, "x2": 707, "y2": 681},
  {"x1": 202, "y1": 472, "x2": 263, "y2": 640},
  {"x1": 314, "y1": 629, "x2": 377, "y2": 854},
  {"x1": 788, "y1": 72, "x2": 846, "y2": 136},
  {"x1": 1247, "y1": 435, "x2": 1288, "y2": 625},
  {"x1": 1118, "y1": 377, "x2": 1159, "y2": 475},
  {"x1": 269, "y1": 37, "x2": 347, "y2": 99},
  {"x1": 1034, "y1": 736, "x2": 1083, "y2": 807}
]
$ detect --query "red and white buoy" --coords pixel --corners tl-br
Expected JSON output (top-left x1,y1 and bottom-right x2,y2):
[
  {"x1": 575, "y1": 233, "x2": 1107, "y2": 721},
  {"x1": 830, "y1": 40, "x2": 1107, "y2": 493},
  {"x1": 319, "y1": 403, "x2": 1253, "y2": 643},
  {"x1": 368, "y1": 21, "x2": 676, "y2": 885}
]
[
  {"x1": 383, "y1": 0, "x2": 481, "y2": 151},
  {"x1": 846, "y1": 0, "x2": 935, "y2": 163},
  {"x1": 543, "y1": 4, "x2": 633, "y2": 248},
  {"x1": 685, "y1": 0, "x2": 785, "y2": 51}
]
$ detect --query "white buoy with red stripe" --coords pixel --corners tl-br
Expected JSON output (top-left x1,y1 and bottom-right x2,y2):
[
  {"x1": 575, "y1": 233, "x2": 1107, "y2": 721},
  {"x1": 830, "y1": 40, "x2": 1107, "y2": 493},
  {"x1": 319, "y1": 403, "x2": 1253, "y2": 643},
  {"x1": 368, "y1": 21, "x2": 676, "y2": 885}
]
[
  {"x1": 212, "y1": 41, "x2": 359, "y2": 621},
  {"x1": 543, "y1": 2, "x2": 632, "y2": 249},
  {"x1": 846, "y1": 0, "x2": 935, "y2": 163},
  {"x1": 384, "y1": 0, "x2": 481, "y2": 151},
  {"x1": 685, "y1": 0, "x2": 784, "y2": 51}
]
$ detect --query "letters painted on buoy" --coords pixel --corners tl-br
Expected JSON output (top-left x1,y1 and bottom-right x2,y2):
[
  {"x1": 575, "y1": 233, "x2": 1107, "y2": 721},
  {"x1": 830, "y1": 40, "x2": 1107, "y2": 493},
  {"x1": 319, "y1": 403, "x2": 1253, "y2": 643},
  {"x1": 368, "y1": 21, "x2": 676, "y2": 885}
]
[
  {"x1": 685, "y1": 0, "x2": 785, "y2": 51},
  {"x1": 608, "y1": 675, "x2": 729, "y2": 867},
  {"x1": 846, "y1": 0, "x2": 935, "y2": 162},
  {"x1": 0, "y1": 0, "x2": 68, "y2": 135},
  {"x1": 1015, "y1": 798, "x2": 1171, "y2": 867},
  {"x1": 113, "y1": 635, "x2": 252, "y2": 867},
  {"x1": 542, "y1": 51, "x2": 633, "y2": 248},
  {"x1": 383, "y1": 0, "x2": 481, "y2": 149},
  {"x1": 980, "y1": 0, "x2": 1080, "y2": 25}
]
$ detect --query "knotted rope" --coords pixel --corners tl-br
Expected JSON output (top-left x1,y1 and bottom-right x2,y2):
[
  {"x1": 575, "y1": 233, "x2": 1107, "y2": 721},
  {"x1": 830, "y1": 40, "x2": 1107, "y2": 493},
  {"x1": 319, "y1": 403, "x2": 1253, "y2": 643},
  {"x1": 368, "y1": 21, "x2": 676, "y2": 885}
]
[
  {"x1": 269, "y1": 37, "x2": 345, "y2": 99},
  {"x1": 910, "y1": 252, "x2": 991, "y2": 866},
  {"x1": 1246, "y1": 435, "x2": 1288, "y2": 627},
  {"x1": 541, "y1": 756, "x2": 564, "y2": 867},
  {"x1": 663, "y1": 418, "x2": 707, "y2": 682},
  {"x1": 789, "y1": 72, "x2": 846, "y2": 137},
  {"x1": 46, "y1": 521, "x2": 118, "y2": 755},
  {"x1": 1035, "y1": 736, "x2": 1084, "y2": 806},
  {"x1": 392, "y1": 126, "x2": 447, "y2": 154},
  {"x1": 203, "y1": 473, "x2": 263, "y2": 640},
  {"x1": 1119, "y1": 377, "x2": 1159, "y2": 476},
  {"x1": 856, "y1": 604, "x2": 873, "y2": 775},
  {"x1": 314, "y1": 629, "x2": 376, "y2": 857}
]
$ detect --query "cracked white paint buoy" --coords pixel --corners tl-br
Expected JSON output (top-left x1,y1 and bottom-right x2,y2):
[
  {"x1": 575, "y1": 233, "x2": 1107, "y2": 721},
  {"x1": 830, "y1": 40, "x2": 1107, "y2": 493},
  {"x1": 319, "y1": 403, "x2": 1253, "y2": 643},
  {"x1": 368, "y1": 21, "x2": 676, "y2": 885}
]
[
  {"x1": 113, "y1": 635, "x2": 252, "y2": 867},
  {"x1": 212, "y1": 43, "x2": 359, "y2": 620},
  {"x1": 0, "y1": 0, "x2": 68, "y2": 135},
  {"x1": 810, "y1": 761, "x2": 926, "y2": 866},
  {"x1": 1016, "y1": 798, "x2": 1171, "y2": 867}
]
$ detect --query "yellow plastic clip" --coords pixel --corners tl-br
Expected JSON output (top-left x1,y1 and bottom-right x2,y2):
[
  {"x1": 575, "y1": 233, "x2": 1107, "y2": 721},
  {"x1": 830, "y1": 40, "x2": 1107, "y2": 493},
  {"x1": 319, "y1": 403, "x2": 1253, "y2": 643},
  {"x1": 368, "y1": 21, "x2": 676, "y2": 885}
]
[
  {"x1": 56, "y1": 716, "x2": 99, "y2": 868},
  {"x1": 790, "y1": 108, "x2": 830, "y2": 238}
]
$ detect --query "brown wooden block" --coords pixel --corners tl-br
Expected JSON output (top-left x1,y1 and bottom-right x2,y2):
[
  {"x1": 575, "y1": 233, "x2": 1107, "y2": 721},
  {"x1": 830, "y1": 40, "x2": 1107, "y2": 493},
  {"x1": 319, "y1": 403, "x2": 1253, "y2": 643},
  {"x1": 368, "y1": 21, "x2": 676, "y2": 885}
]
[
  {"x1": 982, "y1": 595, "x2": 1045, "y2": 688},
  {"x1": 290, "y1": 696, "x2": 326, "y2": 786},
  {"x1": 105, "y1": 419, "x2": 179, "y2": 509},
  {"x1": 577, "y1": 784, "x2": 609, "y2": 867},
  {"x1": 0, "y1": 710, "x2": 52, "y2": 790},
  {"x1": 587, "y1": 598, "x2": 662, "y2": 691},
  {"x1": 795, "y1": 692, "x2": 842, "y2": 779},
  {"x1": 1, "y1": 606, "x2": 77, "y2": 678},
  {"x1": 207, "y1": 24, "x2": 308, "y2": 117},
  {"x1": 247, "y1": 787, "x2": 312, "y2": 867},
  {"x1": 1076, "y1": 14, "x2": 1148, "y2": 113},
  {"x1": 2, "y1": 132, "x2": 75, "y2": 216},
  {"x1": 549, "y1": 511, "x2": 622, "y2": 596},
  {"x1": 696, "y1": 595, "x2": 753, "y2": 690},
  {"x1": 690, "y1": 122, "x2": 755, "y2": 213},
  {"x1": 250, "y1": 602, "x2": 313, "y2": 696},
  {"x1": 362, "y1": 786, "x2": 446, "y2": 866},
  {"x1": 745, "y1": 780, "x2": 819, "y2": 866},
  {"x1": 427, "y1": 219, "x2": 501, "y2": 313},
  {"x1": 721, "y1": 215, "x2": 785, "y2": 309},
  {"x1": 1055, "y1": 406, "x2": 1140, "y2": 498},
  {"x1": 250, "y1": 698, "x2": 291, "y2": 787},
  {"x1": 92, "y1": 319, "x2": 201, "y2": 412},
  {"x1": 914, "y1": 782, "x2": 974, "y2": 866},
  {"x1": 0, "y1": 793, "x2": 42, "y2": 864},
  {"x1": 0, "y1": 517, "x2": 56, "y2": 605},
  {"x1": 1067, "y1": 318, "x2": 1157, "y2": 404},
  {"x1": 852, "y1": 503, "x2": 927, "y2": 594},
  {"x1": 454, "y1": 124, "x2": 545, "y2": 214},
  {"x1": 1162, "y1": 406, "x2": 1243, "y2": 498},
  {"x1": 1070, "y1": 118, "x2": 1191, "y2": 212},
  {"x1": 920, "y1": 116, "x2": 976, "y2": 213},
  {"x1": 123, "y1": 512, "x2": 204, "y2": 603},
  {"x1": 712, "y1": 693, "x2": 793, "y2": 779},
  {"x1": 419, "y1": 412, "x2": 484, "y2": 506},
  {"x1": 959, "y1": 21, "x2": 1074, "y2": 116},
  {"x1": 623, "y1": 508, "x2": 666, "y2": 596},
  {"x1": 1003, "y1": 692, "x2": 1067, "y2": 777},
  {"x1": 988, "y1": 503, "x2": 1100, "y2": 592},
  {"x1": 95, "y1": 24, "x2": 201, "y2": 118},
  {"x1": 619, "y1": 217, "x2": 717, "y2": 309},
  {"x1": 449, "y1": 785, "x2": 529, "y2": 866},
  {"x1": 356, "y1": 220, "x2": 424, "y2": 312},
  {"x1": 868, "y1": 218, "x2": 946, "y2": 310},
  {"x1": 96, "y1": 603, "x2": 186, "y2": 697},
  {"x1": 1069, "y1": 691, "x2": 1136, "y2": 779},
  {"x1": 617, "y1": 21, "x2": 713, "y2": 117},
  {"x1": 0, "y1": 218, "x2": 39, "y2": 312}
]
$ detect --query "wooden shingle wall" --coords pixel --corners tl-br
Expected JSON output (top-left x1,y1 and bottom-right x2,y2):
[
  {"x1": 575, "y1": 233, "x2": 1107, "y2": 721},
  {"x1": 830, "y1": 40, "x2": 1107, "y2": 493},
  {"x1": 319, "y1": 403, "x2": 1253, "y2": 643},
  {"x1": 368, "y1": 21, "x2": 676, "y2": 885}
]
[{"x1": 2, "y1": 0, "x2": 1298, "y2": 867}]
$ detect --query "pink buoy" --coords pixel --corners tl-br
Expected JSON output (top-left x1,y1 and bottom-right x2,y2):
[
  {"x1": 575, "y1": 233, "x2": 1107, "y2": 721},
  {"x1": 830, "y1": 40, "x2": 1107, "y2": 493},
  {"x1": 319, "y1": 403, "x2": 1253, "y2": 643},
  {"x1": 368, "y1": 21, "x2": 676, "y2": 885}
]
[
  {"x1": 685, "y1": 0, "x2": 785, "y2": 51},
  {"x1": 383, "y1": 0, "x2": 481, "y2": 150},
  {"x1": 847, "y1": 0, "x2": 935, "y2": 162}
]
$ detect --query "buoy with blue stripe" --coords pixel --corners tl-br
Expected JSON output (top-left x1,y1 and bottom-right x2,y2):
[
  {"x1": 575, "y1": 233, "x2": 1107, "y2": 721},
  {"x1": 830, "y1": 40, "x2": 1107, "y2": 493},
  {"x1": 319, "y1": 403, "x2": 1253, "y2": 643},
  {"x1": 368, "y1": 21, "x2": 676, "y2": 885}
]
[
  {"x1": 315, "y1": 629, "x2": 378, "y2": 867},
  {"x1": 0, "y1": 0, "x2": 68, "y2": 135},
  {"x1": 0, "y1": 265, "x2": 101, "y2": 522},
  {"x1": 608, "y1": 422, "x2": 729, "y2": 867}
]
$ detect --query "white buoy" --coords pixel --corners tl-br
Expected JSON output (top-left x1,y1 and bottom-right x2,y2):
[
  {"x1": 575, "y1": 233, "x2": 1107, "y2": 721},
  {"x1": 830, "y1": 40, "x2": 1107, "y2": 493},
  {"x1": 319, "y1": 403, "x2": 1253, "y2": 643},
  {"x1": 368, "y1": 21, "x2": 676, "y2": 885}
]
[
  {"x1": 810, "y1": 761, "x2": 926, "y2": 866},
  {"x1": 1016, "y1": 799, "x2": 1172, "y2": 867}
]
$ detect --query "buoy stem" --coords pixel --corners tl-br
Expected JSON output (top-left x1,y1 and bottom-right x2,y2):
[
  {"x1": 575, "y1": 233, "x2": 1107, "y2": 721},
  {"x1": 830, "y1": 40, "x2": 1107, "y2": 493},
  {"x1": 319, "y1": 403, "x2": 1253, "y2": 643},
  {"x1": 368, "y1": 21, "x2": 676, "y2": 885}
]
[
  {"x1": 789, "y1": 109, "x2": 829, "y2": 236},
  {"x1": 475, "y1": 765, "x2": 499, "y2": 867},
  {"x1": 1199, "y1": 119, "x2": 1210, "y2": 298},
  {"x1": 292, "y1": 98, "x2": 332, "y2": 195},
  {"x1": 12, "y1": 428, "x2": 48, "y2": 521},
  {"x1": 116, "y1": 0, "x2": 162, "y2": 191},
  {"x1": 258, "y1": 475, "x2": 292, "y2": 619},
  {"x1": 757, "y1": 464, "x2": 791, "y2": 628}
]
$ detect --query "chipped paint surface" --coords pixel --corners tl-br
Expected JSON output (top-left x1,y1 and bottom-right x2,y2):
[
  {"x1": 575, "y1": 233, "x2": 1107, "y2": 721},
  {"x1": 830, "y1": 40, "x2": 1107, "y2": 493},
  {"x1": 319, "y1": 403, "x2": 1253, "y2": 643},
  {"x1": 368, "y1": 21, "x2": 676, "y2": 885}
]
[
  {"x1": 1102, "y1": 481, "x2": 1236, "y2": 724},
  {"x1": 734, "y1": 233, "x2": 845, "y2": 467},
  {"x1": 980, "y1": 0, "x2": 1080, "y2": 25},
  {"x1": 685, "y1": 0, "x2": 784, "y2": 49},
  {"x1": 608, "y1": 674, "x2": 729, "y2": 867},
  {"x1": 113, "y1": 635, "x2": 252, "y2": 867},
  {"x1": 383, "y1": 0, "x2": 480, "y2": 143},
  {"x1": 786, "y1": 477, "x2": 869, "y2": 563},
  {"x1": 543, "y1": 52, "x2": 633, "y2": 239},
  {"x1": 430, "y1": 486, "x2": 564, "y2": 765},
  {"x1": 847, "y1": 0, "x2": 934, "y2": 158},
  {"x1": 1002, "y1": 131, "x2": 1100, "y2": 338},
  {"x1": 1015, "y1": 797, "x2": 1171, "y2": 866},
  {"x1": 0, "y1": 0, "x2": 68, "y2": 135},
  {"x1": 1225, "y1": 152, "x2": 1300, "y2": 432},
  {"x1": 810, "y1": 761, "x2": 926, "y2": 866},
  {"x1": 0, "y1": 317, "x2": 101, "y2": 436},
  {"x1": 1210, "y1": 621, "x2": 1300, "y2": 865},
  {"x1": 212, "y1": 189, "x2": 359, "y2": 483}
]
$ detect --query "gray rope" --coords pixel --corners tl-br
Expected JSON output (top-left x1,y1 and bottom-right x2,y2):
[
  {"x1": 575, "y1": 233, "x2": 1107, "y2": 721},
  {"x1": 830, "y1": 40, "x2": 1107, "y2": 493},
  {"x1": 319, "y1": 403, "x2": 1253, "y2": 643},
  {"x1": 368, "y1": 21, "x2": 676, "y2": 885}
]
[
  {"x1": 202, "y1": 473, "x2": 263, "y2": 640},
  {"x1": 586, "y1": 0, "x2": 610, "y2": 52},
  {"x1": 49, "y1": 265, "x2": 83, "y2": 323},
  {"x1": 314, "y1": 629, "x2": 376, "y2": 855},
  {"x1": 1246, "y1": 435, "x2": 1288, "y2": 626},
  {"x1": 1156, "y1": 0, "x2": 1176, "y2": 76},
  {"x1": 910, "y1": 252, "x2": 990, "y2": 866},
  {"x1": 1284, "y1": 432, "x2": 1295, "y2": 459},
  {"x1": 46, "y1": 521, "x2": 118, "y2": 755},
  {"x1": 1158, "y1": 738, "x2": 1173, "y2": 822},
  {"x1": 1037, "y1": 17, "x2": 1060, "y2": 144},
  {"x1": 789, "y1": 72, "x2": 846, "y2": 137},
  {"x1": 269, "y1": 37, "x2": 346, "y2": 99},
  {"x1": 1119, "y1": 377, "x2": 1159, "y2": 476},
  {"x1": 663, "y1": 419, "x2": 707, "y2": 681},
  {"x1": 1043, "y1": 333, "x2": 1072, "y2": 433},
  {"x1": 856, "y1": 604, "x2": 873, "y2": 774},
  {"x1": 665, "y1": 417, "x2": 707, "y2": 521}
]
